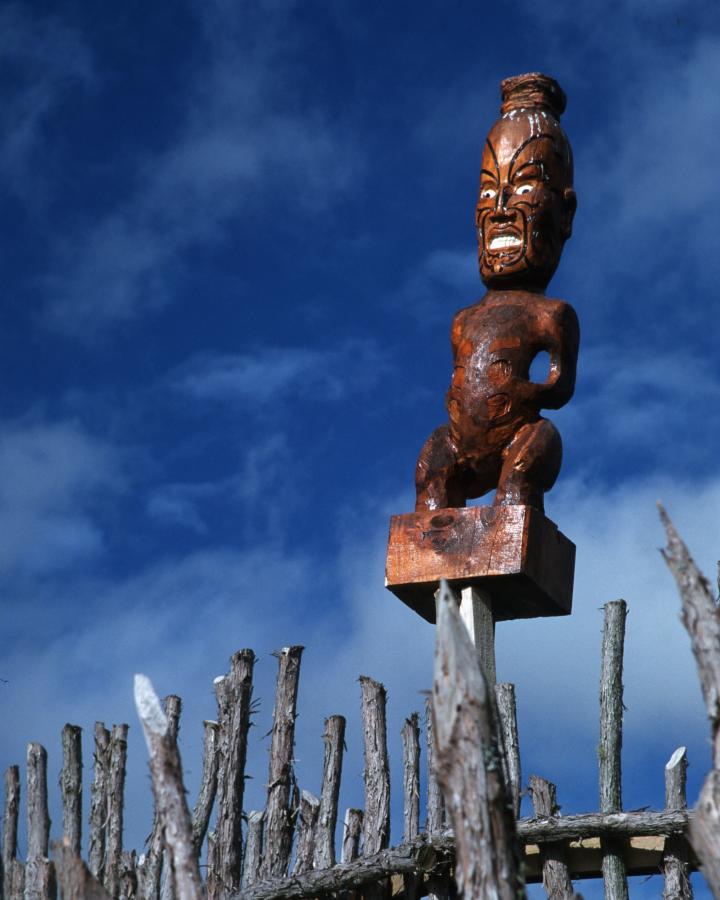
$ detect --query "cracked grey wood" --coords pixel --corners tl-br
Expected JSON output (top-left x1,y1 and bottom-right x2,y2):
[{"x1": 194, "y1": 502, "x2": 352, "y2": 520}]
[
  {"x1": 134, "y1": 675, "x2": 203, "y2": 900},
  {"x1": 241, "y1": 812, "x2": 264, "y2": 889},
  {"x1": 262, "y1": 647, "x2": 303, "y2": 880},
  {"x1": 106, "y1": 724, "x2": 129, "y2": 899},
  {"x1": 495, "y1": 683, "x2": 521, "y2": 818},
  {"x1": 293, "y1": 791, "x2": 320, "y2": 876},
  {"x1": 432, "y1": 579, "x2": 525, "y2": 900},
  {"x1": 26, "y1": 742, "x2": 54, "y2": 900},
  {"x1": 528, "y1": 775, "x2": 576, "y2": 900},
  {"x1": 191, "y1": 720, "x2": 219, "y2": 855},
  {"x1": 3, "y1": 765, "x2": 23, "y2": 900},
  {"x1": 662, "y1": 747, "x2": 692, "y2": 899},
  {"x1": 599, "y1": 600, "x2": 629, "y2": 900},
  {"x1": 89, "y1": 723, "x2": 112, "y2": 884},
  {"x1": 313, "y1": 715, "x2": 345, "y2": 870},
  {"x1": 60, "y1": 725, "x2": 83, "y2": 857}
]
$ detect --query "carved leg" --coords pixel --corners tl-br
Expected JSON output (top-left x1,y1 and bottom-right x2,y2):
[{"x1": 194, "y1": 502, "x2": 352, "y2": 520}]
[
  {"x1": 415, "y1": 426, "x2": 465, "y2": 511},
  {"x1": 495, "y1": 418, "x2": 562, "y2": 511}
]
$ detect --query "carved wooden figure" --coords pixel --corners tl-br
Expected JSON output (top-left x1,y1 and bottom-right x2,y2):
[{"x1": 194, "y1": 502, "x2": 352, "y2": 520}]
[
  {"x1": 416, "y1": 72, "x2": 579, "y2": 514},
  {"x1": 387, "y1": 73, "x2": 578, "y2": 623}
]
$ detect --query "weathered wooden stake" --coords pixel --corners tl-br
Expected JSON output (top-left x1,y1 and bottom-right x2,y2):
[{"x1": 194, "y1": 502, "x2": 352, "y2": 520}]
[
  {"x1": 313, "y1": 715, "x2": 345, "y2": 870},
  {"x1": 262, "y1": 646, "x2": 303, "y2": 879},
  {"x1": 662, "y1": 746, "x2": 692, "y2": 899},
  {"x1": 134, "y1": 674, "x2": 203, "y2": 900},
  {"x1": 432, "y1": 579, "x2": 525, "y2": 899},
  {"x1": 241, "y1": 811, "x2": 265, "y2": 889},
  {"x1": 360, "y1": 676, "x2": 391, "y2": 855},
  {"x1": 3, "y1": 765, "x2": 23, "y2": 900},
  {"x1": 105, "y1": 723, "x2": 129, "y2": 899},
  {"x1": 191, "y1": 720, "x2": 220, "y2": 854},
  {"x1": 528, "y1": 775, "x2": 579, "y2": 900},
  {"x1": 425, "y1": 697, "x2": 450, "y2": 900},
  {"x1": 424, "y1": 697, "x2": 444, "y2": 837},
  {"x1": 599, "y1": 599, "x2": 629, "y2": 900},
  {"x1": 495, "y1": 683, "x2": 521, "y2": 818},
  {"x1": 401, "y1": 713, "x2": 421, "y2": 900},
  {"x1": 60, "y1": 725, "x2": 83, "y2": 858},
  {"x1": 360, "y1": 676, "x2": 391, "y2": 900},
  {"x1": 89, "y1": 723, "x2": 112, "y2": 883},
  {"x1": 341, "y1": 809, "x2": 363, "y2": 864},
  {"x1": 209, "y1": 649, "x2": 255, "y2": 894},
  {"x1": 293, "y1": 791, "x2": 320, "y2": 875},
  {"x1": 26, "y1": 742, "x2": 54, "y2": 900}
]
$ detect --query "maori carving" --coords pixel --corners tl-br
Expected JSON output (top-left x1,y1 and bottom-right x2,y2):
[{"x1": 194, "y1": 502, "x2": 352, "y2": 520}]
[{"x1": 415, "y1": 73, "x2": 579, "y2": 513}]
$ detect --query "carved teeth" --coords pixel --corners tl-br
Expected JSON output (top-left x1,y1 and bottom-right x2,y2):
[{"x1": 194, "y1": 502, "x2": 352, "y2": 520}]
[{"x1": 489, "y1": 234, "x2": 521, "y2": 250}]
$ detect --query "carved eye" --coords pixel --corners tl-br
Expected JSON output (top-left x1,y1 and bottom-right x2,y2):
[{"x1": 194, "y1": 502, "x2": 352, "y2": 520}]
[
  {"x1": 515, "y1": 184, "x2": 534, "y2": 195},
  {"x1": 480, "y1": 187, "x2": 497, "y2": 199}
]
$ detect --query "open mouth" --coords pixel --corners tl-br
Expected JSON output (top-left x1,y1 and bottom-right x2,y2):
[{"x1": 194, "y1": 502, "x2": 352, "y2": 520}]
[{"x1": 488, "y1": 234, "x2": 522, "y2": 251}]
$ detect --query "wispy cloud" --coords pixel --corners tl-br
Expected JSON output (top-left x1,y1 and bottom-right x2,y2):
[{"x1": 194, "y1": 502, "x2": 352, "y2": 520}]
[
  {"x1": 171, "y1": 340, "x2": 390, "y2": 405},
  {"x1": 0, "y1": 4, "x2": 94, "y2": 201},
  {"x1": 42, "y1": 2, "x2": 362, "y2": 335},
  {"x1": 0, "y1": 419, "x2": 122, "y2": 577}
]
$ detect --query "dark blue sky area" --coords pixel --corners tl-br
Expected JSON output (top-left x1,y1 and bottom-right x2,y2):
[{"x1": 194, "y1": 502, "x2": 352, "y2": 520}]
[{"x1": 1, "y1": 2, "x2": 719, "y2": 896}]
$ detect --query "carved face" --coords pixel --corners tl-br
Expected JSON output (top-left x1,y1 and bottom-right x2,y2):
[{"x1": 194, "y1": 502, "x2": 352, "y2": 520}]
[{"x1": 476, "y1": 113, "x2": 576, "y2": 290}]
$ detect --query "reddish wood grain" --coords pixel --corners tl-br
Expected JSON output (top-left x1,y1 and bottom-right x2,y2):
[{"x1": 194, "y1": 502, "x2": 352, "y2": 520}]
[{"x1": 385, "y1": 504, "x2": 574, "y2": 622}]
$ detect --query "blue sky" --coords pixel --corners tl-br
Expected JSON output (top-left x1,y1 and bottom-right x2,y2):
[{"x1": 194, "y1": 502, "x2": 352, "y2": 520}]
[{"x1": 2, "y1": 0, "x2": 720, "y2": 896}]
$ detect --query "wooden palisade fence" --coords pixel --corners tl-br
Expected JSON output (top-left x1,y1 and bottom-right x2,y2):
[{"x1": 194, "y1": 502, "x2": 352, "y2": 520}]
[{"x1": 3, "y1": 508, "x2": 720, "y2": 899}]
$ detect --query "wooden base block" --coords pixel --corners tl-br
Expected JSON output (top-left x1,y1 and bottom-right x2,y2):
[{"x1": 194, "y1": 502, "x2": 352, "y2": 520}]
[{"x1": 385, "y1": 505, "x2": 575, "y2": 623}]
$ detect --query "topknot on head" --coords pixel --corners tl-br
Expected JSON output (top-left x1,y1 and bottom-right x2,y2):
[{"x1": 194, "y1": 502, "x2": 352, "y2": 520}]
[{"x1": 500, "y1": 72, "x2": 566, "y2": 119}]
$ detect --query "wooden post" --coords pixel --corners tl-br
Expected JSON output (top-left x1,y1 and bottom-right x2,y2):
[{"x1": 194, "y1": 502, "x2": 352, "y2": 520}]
[
  {"x1": 262, "y1": 646, "x2": 303, "y2": 879},
  {"x1": 313, "y1": 715, "x2": 345, "y2": 870},
  {"x1": 88, "y1": 723, "x2": 111, "y2": 883},
  {"x1": 3, "y1": 766, "x2": 24, "y2": 900},
  {"x1": 662, "y1": 747, "x2": 692, "y2": 899},
  {"x1": 432, "y1": 580, "x2": 525, "y2": 899},
  {"x1": 60, "y1": 725, "x2": 83, "y2": 857},
  {"x1": 528, "y1": 775, "x2": 578, "y2": 899},
  {"x1": 105, "y1": 724, "x2": 129, "y2": 899},
  {"x1": 599, "y1": 599, "x2": 629, "y2": 900},
  {"x1": 360, "y1": 676, "x2": 391, "y2": 900},
  {"x1": 134, "y1": 674, "x2": 203, "y2": 900},
  {"x1": 293, "y1": 791, "x2": 320, "y2": 875},
  {"x1": 241, "y1": 812, "x2": 264, "y2": 889},
  {"x1": 425, "y1": 696, "x2": 449, "y2": 900},
  {"x1": 360, "y1": 676, "x2": 391, "y2": 856},
  {"x1": 213, "y1": 648, "x2": 256, "y2": 892},
  {"x1": 424, "y1": 697, "x2": 444, "y2": 837},
  {"x1": 191, "y1": 720, "x2": 220, "y2": 854},
  {"x1": 401, "y1": 713, "x2": 421, "y2": 899},
  {"x1": 495, "y1": 683, "x2": 521, "y2": 818},
  {"x1": 341, "y1": 809, "x2": 363, "y2": 864},
  {"x1": 26, "y1": 742, "x2": 54, "y2": 900}
]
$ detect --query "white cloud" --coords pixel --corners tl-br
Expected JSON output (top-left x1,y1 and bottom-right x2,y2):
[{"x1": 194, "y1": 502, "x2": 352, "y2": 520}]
[
  {"x1": 172, "y1": 340, "x2": 390, "y2": 406},
  {"x1": 42, "y1": 2, "x2": 362, "y2": 334},
  {"x1": 0, "y1": 4, "x2": 94, "y2": 195},
  {"x1": 0, "y1": 419, "x2": 122, "y2": 576}
]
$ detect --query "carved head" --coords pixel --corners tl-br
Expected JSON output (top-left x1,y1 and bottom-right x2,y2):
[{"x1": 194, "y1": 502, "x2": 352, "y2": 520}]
[{"x1": 476, "y1": 73, "x2": 576, "y2": 291}]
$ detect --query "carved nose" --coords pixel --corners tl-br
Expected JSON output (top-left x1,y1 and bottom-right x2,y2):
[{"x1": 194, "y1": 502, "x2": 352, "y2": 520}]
[{"x1": 492, "y1": 185, "x2": 513, "y2": 216}]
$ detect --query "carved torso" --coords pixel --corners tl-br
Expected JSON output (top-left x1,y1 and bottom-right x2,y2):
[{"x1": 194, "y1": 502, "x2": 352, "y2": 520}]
[{"x1": 446, "y1": 290, "x2": 577, "y2": 457}]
